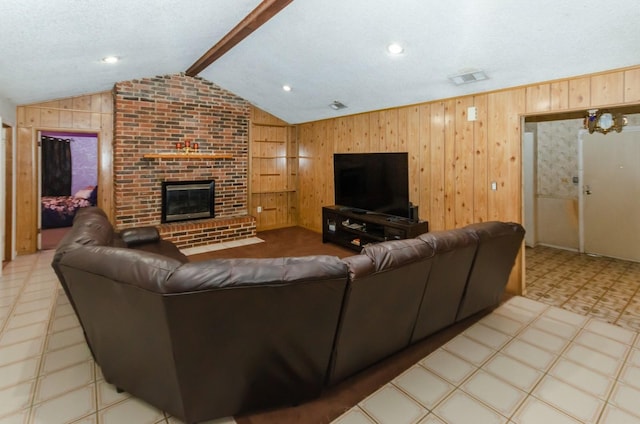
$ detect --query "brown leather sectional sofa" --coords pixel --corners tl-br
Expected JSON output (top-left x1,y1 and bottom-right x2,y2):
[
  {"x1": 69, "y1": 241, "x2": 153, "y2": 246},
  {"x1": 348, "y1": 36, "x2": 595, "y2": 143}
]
[{"x1": 52, "y1": 207, "x2": 524, "y2": 423}]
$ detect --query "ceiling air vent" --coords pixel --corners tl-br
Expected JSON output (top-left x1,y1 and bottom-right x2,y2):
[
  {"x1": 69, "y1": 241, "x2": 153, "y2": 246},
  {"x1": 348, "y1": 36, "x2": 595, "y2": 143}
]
[
  {"x1": 329, "y1": 100, "x2": 348, "y2": 110},
  {"x1": 448, "y1": 70, "x2": 488, "y2": 85}
]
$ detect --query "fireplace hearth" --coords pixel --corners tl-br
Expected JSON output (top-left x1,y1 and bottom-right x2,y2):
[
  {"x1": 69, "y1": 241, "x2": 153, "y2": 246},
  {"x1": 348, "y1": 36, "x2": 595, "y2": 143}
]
[{"x1": 161, "y1": 180, "x2": 215, "y2": 223}]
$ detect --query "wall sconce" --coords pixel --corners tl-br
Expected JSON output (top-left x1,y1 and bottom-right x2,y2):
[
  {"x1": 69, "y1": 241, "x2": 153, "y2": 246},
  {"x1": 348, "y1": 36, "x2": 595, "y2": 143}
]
[{"x1": 584, "y1": 109, "x2": 627, "y2": 134}]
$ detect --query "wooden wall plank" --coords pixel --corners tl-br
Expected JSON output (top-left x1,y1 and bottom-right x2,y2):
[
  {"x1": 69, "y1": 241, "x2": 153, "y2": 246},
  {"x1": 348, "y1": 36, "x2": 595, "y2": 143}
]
[
  {"x1": 41, "y1": 108, "x2": 60, "y2": 127},
  {"x1": 454, "y1": 97, "x2": 475, "y2": 227},
  {"x1": 550, "y1": 81, "x2": 569, "y2": 111},
  {"x1": 569, "y1": 77, "x2": 591, "y2": 109},
  {"x1": 16, "y1": 127, "x2": 36, "y2": 253},
  {"x1": 381, "y1": 109, "x2": 398, "y2": 151},
  {"x1": 624, "y1": 68, "x2": 640, "y2": 103},
  {"x1": 352, "y1": 114, "x2": 370, "y2": 152},
  {"x1": 99, "y1": 114, "x2": 114, "y2": 219},
  {"x1": 472, "y1": 94, "x2": 489, "y2": 223},
  {"x1": 400, "y1": 106, "x2": 420, "y2": 206},
  {"x1": 418, "y1": 104, "x2": 431, "y2": 223},
  {"x1": 591, "y1": 71, "x2": 624, "y2": 106},
  {"x1": 443, "y1": 99, "x2": 456, "y2": 229},
  {"x1": 368, "y1": 111, "x2": 381, "y2": 152},
  {"x1": 429, "y1": 102, "x2": 446, "y2": 231},
  {"x1": 15, "y1": 91, "x2": 113, "y2": 255},
  {"x1": 525, "y1": 84, "x2": 551, "y2": 113},
  {"x1": 487, "y1": 89, "x2": 524, "y2": 223}
]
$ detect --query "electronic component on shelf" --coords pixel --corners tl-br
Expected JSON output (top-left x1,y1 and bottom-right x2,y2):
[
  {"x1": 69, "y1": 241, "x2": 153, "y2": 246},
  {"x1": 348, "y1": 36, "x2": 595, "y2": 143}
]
[{"x1": 342, "y1": 220, "x2": 364, "y2": 230}]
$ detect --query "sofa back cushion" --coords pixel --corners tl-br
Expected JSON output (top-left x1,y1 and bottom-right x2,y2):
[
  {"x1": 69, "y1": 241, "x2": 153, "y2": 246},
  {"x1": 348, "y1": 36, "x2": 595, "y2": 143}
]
[
  {"x1": 328, "y1": 238, "x2": 435, "y2": 385},
  {"x1": 59, "y1": 246, "x2": 184, "y2": 293},
  {"x1": 361, "y1": 238, "x2": 434, "y2": 271},
  {"x1": 411, "y1": 228, "x2": 479, "y2": 342},
  {"x1": 456, "y1": 221, "x2": 525, "y2": 321},
  {"x1": 52, "y1": 206, "x2": 115, "y2": 266},
  {"x1": 165, "y1": 255, "x2": 348, "y2": 292}
]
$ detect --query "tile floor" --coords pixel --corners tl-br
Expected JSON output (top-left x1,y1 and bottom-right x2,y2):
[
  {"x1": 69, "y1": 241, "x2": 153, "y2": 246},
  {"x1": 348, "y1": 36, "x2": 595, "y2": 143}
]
[
  {"x1": 333, "y1": 296, "x2": 640, "y2": 424},
  {"x1": 1, "y1": 246, "x2": 639, "y2": 423},
  {"x1": 524, "y1": 246, "x2": 640, "y2": 332},
  {"x1": 0, "y1": 250, "x2": 234, "y2": 424}
]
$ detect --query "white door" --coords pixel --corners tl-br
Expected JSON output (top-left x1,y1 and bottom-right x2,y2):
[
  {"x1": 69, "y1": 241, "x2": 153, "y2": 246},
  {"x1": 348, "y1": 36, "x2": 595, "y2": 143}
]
[{"x1": 580, "y1": 127, "x2": 640, "y2": 262}]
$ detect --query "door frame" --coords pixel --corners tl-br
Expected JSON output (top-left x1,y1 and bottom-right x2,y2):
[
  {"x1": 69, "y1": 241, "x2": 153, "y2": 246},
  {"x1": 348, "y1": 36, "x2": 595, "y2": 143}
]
[{"x1": 37, "y1": 129, "x2": 100, "y2": 250}]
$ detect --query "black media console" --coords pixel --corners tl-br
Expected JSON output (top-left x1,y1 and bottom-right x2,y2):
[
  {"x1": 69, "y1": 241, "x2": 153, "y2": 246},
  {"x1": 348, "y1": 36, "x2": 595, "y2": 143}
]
[{"x1": 322, "y1": 205, "x2": 429, "y2": 252}]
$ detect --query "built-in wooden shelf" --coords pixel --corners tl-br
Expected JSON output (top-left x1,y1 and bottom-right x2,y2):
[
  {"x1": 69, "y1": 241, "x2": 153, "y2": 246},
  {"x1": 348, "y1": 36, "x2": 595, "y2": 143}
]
[
  {"x1": 251, "y1": 189, "x2": 296, "y2": 194},
  {"x1": 142, "y1": 153, "x2": 233, "y2": 160}
]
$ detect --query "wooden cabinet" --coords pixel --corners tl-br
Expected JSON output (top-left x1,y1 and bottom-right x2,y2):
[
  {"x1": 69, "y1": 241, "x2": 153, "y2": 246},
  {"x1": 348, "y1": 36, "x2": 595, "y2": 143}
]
[
  {"x1": 250, "y1": 107, "x2": 298, "y2": 230},
  {"x1": 322, "y1": 206, "x2": 429, "y2": 252}
]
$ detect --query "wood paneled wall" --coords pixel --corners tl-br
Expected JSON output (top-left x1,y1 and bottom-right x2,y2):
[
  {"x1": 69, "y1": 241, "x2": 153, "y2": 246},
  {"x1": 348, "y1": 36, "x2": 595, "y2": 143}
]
[
  {"x1": 250, "y1": 107, "x2": 298, "y2": 230},
  {"x1": 15, "y1": 92, "x2": 113, "y2": 254},
  {"x1": 297, "y1": 65, "x2": 640, "y2": 294}
]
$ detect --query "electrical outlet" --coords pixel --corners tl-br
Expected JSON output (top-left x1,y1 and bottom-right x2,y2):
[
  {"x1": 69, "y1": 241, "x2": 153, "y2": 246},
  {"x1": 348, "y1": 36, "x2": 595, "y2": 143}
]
[{"x1": 257, "y1": 206, "x2": 262, "y2": 213}]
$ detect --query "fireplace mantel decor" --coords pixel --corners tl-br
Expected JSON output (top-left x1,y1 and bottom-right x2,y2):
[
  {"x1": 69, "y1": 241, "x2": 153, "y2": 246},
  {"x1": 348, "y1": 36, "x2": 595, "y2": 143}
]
[{"x1": 143, "y1": 153, "x2": 233, "y2": 160}]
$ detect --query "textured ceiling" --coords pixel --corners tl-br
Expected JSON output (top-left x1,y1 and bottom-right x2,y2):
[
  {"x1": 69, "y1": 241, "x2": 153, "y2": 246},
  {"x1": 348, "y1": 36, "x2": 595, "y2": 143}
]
[{"x1": 1, "y1": 0, "x2": 639, "y2": 123}]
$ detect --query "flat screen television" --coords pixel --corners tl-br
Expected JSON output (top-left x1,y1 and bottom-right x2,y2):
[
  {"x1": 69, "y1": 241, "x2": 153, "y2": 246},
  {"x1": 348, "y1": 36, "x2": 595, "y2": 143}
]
[{"x1": 333, "y1": 152, "x2": 410, "y2": 218}]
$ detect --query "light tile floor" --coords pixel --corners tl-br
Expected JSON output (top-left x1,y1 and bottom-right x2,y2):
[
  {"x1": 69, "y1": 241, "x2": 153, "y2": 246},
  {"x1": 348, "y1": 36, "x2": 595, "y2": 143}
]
[
  {"x1": 1, "y1": 247, "x2": 639, "y2": 423},
  {"x1": 333, "y1": 246, "x2": 640, "y2": 424},
  {"x1": 334, "y1": 296, "x2": 640, "y2": 424},
  {"x1": 0, "y1": 250, "x2": 234, "y2": 424}
]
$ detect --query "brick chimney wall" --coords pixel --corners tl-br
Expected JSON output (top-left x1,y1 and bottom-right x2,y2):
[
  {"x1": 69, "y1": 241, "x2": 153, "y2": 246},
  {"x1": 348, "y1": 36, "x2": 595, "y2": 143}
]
[{"x1": 113, "y1": 73, "x2": 256, "y2": 248}]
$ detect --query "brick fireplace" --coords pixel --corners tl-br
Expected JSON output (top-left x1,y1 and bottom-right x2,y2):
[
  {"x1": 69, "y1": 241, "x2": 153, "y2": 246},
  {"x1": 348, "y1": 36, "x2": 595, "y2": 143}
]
[{"x1": 113, "y1": 73, "x2": 256, "y2": 249}]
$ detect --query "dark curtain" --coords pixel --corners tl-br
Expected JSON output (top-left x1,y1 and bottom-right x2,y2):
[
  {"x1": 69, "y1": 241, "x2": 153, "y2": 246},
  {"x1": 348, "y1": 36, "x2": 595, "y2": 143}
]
[{"x1": 41, "y1": 136, "x2": 72, "y2": 196}]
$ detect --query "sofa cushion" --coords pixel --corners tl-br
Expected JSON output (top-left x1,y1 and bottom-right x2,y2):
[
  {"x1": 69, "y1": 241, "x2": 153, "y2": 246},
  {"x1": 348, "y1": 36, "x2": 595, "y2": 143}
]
[
  {"x1": 456, "y1": 221, "x2": 525, "y2": 321},
  {"x1": 327, "y1": 239, "x2": 435, "y2": 385},
  {"x1": 361, "y1": 238, "x2": 435, "y2": 271},
  {"x1": 164, "y1": 255, "x2": 348, "y2": 293},
  {"x1": 411, "y1": 229, "x2": 479, "y2": 342},
  {"x1": 53, "y1": 206, "x2": 114, "y2": 265},
  {"x1": 59, "y1": 245, "x2": 184, "y2": 294}
]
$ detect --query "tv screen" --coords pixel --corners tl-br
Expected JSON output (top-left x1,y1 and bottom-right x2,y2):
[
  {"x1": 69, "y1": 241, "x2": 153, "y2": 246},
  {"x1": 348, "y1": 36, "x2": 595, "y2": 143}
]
[{"x1": 333, "y1": 152, "x2": 409, "y2": 218}]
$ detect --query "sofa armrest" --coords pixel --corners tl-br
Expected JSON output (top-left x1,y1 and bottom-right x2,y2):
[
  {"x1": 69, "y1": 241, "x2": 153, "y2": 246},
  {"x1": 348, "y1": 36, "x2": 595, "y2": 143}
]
[{"x1": 120, "y1": 227, "x2": 160, "y2": 246}]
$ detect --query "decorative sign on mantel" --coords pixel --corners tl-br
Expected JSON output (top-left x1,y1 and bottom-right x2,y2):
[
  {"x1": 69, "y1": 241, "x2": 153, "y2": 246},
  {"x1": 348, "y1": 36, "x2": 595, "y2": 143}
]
[{"x1": 142, "y1": 153, "x2": 233, "y2": 160}]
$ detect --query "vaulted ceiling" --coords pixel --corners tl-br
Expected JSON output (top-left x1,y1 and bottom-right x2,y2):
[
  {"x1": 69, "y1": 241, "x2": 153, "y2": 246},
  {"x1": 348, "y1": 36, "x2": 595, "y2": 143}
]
[{"x1": 1, "y1": 0, "x2": 639, "y2": 123}]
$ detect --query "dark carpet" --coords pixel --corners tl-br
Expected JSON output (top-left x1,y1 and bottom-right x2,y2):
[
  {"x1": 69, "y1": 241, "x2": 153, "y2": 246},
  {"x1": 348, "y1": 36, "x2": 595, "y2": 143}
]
[{"x1": 188, "y1": 226, "x2": 356, "y2": 261}]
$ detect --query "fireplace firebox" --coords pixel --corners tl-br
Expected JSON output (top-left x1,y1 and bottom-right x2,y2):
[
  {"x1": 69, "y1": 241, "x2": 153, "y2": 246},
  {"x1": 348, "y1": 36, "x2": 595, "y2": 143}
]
[{"x1": 161, "y1": 180, "x2": 215, "y2": 223}]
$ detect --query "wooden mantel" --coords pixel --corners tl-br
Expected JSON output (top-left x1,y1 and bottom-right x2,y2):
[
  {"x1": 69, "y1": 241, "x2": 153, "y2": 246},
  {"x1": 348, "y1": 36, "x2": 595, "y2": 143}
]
[{"x1": 142, "y1": 153, "x2": 234, "y2": 160}]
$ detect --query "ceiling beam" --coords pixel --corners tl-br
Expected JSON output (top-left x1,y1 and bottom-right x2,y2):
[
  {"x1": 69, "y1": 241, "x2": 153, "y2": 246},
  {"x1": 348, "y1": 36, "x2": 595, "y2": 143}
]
[{"x1": 186, "y1": 0, "x2": 294, "y2": 77}]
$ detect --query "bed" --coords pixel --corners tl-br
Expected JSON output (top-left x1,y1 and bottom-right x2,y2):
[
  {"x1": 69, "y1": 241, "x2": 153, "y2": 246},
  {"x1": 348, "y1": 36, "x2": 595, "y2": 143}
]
[{"x1": 41, "y1": 186, "x2": 98, "y2": 229}]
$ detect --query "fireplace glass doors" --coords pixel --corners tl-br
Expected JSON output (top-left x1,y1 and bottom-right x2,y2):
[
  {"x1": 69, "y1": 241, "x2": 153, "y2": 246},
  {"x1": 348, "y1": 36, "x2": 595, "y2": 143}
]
[{"x1": 161, "y1": 180, "x2": 215, "y2": 223}]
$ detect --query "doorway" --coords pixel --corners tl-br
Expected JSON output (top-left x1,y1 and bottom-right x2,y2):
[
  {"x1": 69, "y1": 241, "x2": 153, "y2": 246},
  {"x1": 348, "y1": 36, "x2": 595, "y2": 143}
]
[
  {"x1": 2, "y1": 123, "x2": 12, "y2": 262},
  {"x1": 39, "y1": 131, "x2": 98, "y2": 250},
  {"x1": 523, "y1": 112, "x2": 640, "y2": 262}
]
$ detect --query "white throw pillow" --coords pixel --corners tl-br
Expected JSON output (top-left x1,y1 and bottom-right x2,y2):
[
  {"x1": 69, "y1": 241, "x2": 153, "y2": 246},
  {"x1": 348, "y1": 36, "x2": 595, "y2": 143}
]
[{"x1": 74, "y1": 187, "x2": 94, "y2": 199}]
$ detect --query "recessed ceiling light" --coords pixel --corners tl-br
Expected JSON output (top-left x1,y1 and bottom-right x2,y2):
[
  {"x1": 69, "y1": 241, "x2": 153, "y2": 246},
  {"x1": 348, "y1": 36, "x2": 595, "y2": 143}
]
[
  {"x1": 282, "y1": 84, "x2": 292, "y2": 92},
  {"x1": 101, "y1": 56, "x2": 120, "y2": 64},
  {"x1": 387, "y1": 43, "x2": 404, "y2": 55}
]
